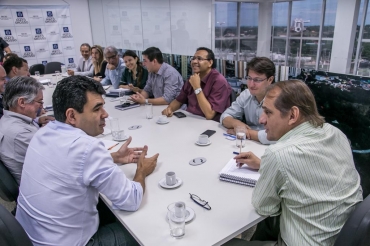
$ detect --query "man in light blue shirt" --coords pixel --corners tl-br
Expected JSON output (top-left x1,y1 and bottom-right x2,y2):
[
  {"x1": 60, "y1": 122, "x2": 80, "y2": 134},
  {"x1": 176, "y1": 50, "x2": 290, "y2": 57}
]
[
  {"x1": 220, "y1": 57, "x2": 275, "y2": 145},
  {"x1": 16, "y1": 75, "x2": 159, "y2": 246},
  {"x1": 101, "y1": 46, "x2": 126, "y2": 89}
]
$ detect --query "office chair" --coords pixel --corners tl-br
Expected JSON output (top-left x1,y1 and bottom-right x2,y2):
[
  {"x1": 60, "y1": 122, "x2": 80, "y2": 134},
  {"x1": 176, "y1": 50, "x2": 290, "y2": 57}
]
[
  {"x1": 44, "y1": 61, "x2": 62, "y2": 74},
  {"x1": 29, "y1": 64, "x2": 45, "y2": 75},
  {"x1": 334, "y1": 195, "x2": 370, "y2": 246},
  {"x1": 0, "y1": 160, "x2": 19, "y2": 203},
  {"x1": 0, "y1": 204, "x2": 33, "y2": 246}
]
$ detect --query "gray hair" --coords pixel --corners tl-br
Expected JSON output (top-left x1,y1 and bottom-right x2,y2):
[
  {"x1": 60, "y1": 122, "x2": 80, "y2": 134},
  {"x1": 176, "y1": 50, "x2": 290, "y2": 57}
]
[
  {"x1": 104, "y1": 46, "x2": 118, "y2": 56},
  {"x1": 3, "y1": 76, "x2": 44, "y2": 110}
]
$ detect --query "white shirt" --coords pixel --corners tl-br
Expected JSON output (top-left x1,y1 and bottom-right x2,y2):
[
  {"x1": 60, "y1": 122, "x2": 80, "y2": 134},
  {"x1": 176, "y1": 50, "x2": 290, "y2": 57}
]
[{"x1": 16, "y1": 121, "x2": 143, "y2": 246}]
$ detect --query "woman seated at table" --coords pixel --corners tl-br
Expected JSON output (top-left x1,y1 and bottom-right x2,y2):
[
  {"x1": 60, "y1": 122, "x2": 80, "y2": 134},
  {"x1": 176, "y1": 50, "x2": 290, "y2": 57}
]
[
  {"x1": 119, "y1": 50, "x2": 148, "y2": 93},
  {"x1": 91, "y1": 45, "x2": 107, "y2": 82}
]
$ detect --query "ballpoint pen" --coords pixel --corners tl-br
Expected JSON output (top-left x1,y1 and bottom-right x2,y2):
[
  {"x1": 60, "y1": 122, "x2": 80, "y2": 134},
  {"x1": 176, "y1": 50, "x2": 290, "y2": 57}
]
[{"x1": 108, "y1": 142, "x2": 119, "y2": 150}]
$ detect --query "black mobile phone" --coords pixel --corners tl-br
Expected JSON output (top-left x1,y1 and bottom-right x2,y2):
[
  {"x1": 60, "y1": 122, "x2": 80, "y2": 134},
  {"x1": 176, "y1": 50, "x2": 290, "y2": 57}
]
[
  {"x1": 201, "y1": 130, "x2": 216, "y2": 137},
  {"x1": 173, "y1": 112, "x2": 186, "y2": 118}
]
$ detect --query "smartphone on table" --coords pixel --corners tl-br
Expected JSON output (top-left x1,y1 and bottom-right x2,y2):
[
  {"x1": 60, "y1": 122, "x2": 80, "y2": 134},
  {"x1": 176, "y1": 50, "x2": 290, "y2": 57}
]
[{"x1": 201, "y1": 130, "x2": 216, "y2": 137}]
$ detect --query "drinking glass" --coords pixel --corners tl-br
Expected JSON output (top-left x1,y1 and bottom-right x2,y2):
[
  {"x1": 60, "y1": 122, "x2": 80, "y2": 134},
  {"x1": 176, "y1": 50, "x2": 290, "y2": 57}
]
[
  {"x1": 167, "y1": 202, "x2": 186, "y2": 238},
  {"x1": 34, "y1": 71, "x2": 40, "y2": 81},
  {"x1": 54, "y1": 71, "x2": 60, "y2": 86},
  {"x1": 110, "y1": 118, "x2": 124, "y2": 140},
  {"x1": 119, "y1": 90, "x2": 127, "y2": 105},
  {"x1": 235, "y1": 125, "x2": 246, "y2": 148},
  {"x1": 145, "y1": 103, "x2": 153, "y2": 119}
]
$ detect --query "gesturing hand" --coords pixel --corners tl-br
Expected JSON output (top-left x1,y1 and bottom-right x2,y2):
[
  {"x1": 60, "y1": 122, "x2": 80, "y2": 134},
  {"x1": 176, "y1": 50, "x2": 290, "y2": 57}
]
[
  {"x1": 130, "y1": 92, "x2": 146, "y2": 104},
  {"x1": 162, "y1": 107, "x2": 173, "y2": 117},
  {"x1": 234, "y1": 152, "x2": 261, "y2": 170},
  {"x1": 111, "y1": 137, "x2": 144, "y2": 164},
  {"x1": 189, "y1": 73, "x2": 201, "y2": 90}
]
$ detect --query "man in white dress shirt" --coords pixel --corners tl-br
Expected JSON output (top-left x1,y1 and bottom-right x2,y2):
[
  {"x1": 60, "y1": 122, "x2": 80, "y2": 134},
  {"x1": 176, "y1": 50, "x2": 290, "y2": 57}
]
[
  {"x1": 68, "y1": 43, "x2": 94, "y2": 77},
  {"x1": 16, "y1": 75, "x2": 159, "y2": 246}
]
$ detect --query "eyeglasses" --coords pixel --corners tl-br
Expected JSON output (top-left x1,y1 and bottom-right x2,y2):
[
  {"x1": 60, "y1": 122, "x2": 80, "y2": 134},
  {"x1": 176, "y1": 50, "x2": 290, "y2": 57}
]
[
  {"x1": 246, "y1": 76, "x2": 267, "y2": 83},
  {"x1": 32, "y1": 100, "x2": 44, "y2": 105},
  {"x1": 190, "y1": 56, "x2": 210, "y2": 62},
  {"x1": 106, "y1": 55, "x2": 117, "y2": 61},
  {"x1": 189, "y1": 193, "x2": 211, "y2": 210}
]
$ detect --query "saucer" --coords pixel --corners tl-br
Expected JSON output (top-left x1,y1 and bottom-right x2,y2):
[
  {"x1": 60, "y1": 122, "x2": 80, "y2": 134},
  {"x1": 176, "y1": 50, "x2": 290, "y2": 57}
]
[
  {"x1": 166, "y1": 206, "x2": 195, "y2": 223},
  {"x1": 195, "y1": 140, "x2": 211, "y2": 146},
  {"x1": 159, "y1": 177, "x2": 182, "y2": 189},
  {"x1": 113, "y1": 135, "x2": 129, "y2": 142},
  {"x1": 156, "y1": 120, "x2": 169, "y2": 125}
]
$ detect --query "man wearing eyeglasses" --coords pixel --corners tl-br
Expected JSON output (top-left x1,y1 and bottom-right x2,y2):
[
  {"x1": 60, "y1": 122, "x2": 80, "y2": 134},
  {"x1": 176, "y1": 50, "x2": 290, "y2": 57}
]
[
  {"x1": 220, "y1": 57, "x2": 275, "y2": 144},
  {"x1": 0, "y1": 76, "x2": 47, "y2": 185},
  {"x1": 0, "y1": 66, "x2": 6, "y2": 118},
  {"x1": 162, "y1": 47, "x2": 231, "y2": 121},
  {"x1": 101, "y1": 46, "x2": 126, "y2": 89}
]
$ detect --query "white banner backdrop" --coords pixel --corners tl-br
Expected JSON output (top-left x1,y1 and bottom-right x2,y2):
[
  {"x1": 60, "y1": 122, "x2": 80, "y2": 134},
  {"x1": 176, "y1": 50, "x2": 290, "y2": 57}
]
[{"x1": 0, "y1": 5, "x2": 77, "y2": 69}]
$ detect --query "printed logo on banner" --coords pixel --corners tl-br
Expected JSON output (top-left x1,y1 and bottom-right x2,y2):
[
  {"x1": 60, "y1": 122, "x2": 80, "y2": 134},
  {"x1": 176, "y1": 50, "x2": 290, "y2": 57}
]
[
  {"x1": 3, "y1": 29, "x2": 17, "y2": 42},
  {"x1": 67, "y1": 58, "x2": 76, "y2": 69},
  {"x1": 23, "y1": 46, "x2": 36, "y2": 58},
  {"x1": 45, "y1": 11, "x2": 57, "y2": 23},
  {"x1": 42, "y1": 61, "x2": 48, "y2": 65},
  {"x1": 63, "y1": 45, "x2": 74, "y2": 51},
  {"x1": 61, "y1": 27, "x2": 73, "y2": 38},
  {"x1": 34, "y1": 28, "x2": 46, "y2": 40},
  {"x1": 51, "y1": 43, "x2": 63, "y2": 55},
  {"x1": 15, "y1": 11, "x2": 29, "y2": 24}
]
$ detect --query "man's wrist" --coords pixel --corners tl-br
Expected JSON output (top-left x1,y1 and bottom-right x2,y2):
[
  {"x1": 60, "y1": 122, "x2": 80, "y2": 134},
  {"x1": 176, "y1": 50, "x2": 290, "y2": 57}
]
[{"x1": 194, "y1": 88, "x2": 202, "y2": 95}]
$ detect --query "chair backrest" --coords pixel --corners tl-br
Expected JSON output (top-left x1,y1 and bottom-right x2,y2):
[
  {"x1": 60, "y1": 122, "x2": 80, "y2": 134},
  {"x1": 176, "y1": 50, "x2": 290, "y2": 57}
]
[
  {"x1": 230, "y1": 89, "x2": 237, "y2": 104},
  {"x1": 334, "y1": 195, "x2": 370, "y2": 246},
  {"x1": 0, "y1": 204, "x2": 33, "y2": 246},
  {"x1": 0, "y1": 160, "x2": 19, "y2": 202},
  {"x1": 29, "y1": 64, "x2": 45, "y2": 75},
  {"x1": 44, "y1": 61, "x2": 62, "y2": 74}
]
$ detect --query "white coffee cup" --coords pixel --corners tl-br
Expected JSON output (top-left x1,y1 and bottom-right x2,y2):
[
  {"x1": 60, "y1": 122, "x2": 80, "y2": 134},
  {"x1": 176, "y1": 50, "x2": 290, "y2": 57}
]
[
  {"x1": 166, "y1": 171, "x2": 177, "y2": 186},
  {"x1": 158, "y1": 115, "x2": 168, "y2": 123},
  {"x1": 61, "y1": 65, "x2": 67, "y2": 74},
  {"x1": 198, "y1": 134, "x2": 209, "y2": 144}
]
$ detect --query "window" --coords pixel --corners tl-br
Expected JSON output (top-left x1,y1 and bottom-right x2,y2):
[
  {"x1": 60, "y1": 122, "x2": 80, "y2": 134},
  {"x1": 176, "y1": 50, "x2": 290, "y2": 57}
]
[{"x1": 215, "y1": 2, "x2": 258, "y2": 61}]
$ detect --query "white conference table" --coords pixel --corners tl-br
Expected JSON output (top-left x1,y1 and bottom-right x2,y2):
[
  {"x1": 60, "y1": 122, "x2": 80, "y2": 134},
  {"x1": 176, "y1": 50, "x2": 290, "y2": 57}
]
[{"x1": 39, "y1": 74, "x2": 267, "y2": 246}]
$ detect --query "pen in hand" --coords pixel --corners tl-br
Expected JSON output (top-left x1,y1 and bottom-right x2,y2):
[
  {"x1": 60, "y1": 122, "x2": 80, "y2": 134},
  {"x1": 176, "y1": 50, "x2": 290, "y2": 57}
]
[{"x1": 108, "y1": 142, "x2": 119, "y2": 150}]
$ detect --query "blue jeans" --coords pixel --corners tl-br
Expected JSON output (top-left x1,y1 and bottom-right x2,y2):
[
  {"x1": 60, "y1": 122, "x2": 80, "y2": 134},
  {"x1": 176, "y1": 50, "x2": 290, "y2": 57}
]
[{"x1": 86, "y1": 222, "x2": 139, "y2": 246}]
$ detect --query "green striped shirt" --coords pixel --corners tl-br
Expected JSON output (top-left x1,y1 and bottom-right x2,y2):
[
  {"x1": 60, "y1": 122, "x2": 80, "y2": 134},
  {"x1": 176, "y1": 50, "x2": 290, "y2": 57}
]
[{"x1": 252, "y1": 122, "x2": 363, "y2": 246}]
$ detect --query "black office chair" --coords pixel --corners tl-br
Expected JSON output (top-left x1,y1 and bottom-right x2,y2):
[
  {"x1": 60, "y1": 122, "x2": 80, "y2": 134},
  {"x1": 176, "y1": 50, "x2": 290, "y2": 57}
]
[
  {"x1": 334, "y1": 195, "x2": 370, "y2": 246},
  {"x1": 29, "y1": 64, "x2": 45, "y2": 75},
  {"x1": 44, "y1": 61, "x2": 62, "y2": 74},
  {"x1": 0, "y1": 204, "x2": 33, "y2": 246},
  {"x1": 230, "y1": 89, "x2": 237, "y2": 104},
  {"x1": 0, "y1": 160, "x2": 19, "y2": 203}
]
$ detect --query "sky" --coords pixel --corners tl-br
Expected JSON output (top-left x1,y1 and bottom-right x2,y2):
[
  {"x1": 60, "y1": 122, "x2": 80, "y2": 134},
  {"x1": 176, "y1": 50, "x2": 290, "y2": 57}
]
[{"x1": 215, "y1": 0, "x2": 368, "y2": 28}]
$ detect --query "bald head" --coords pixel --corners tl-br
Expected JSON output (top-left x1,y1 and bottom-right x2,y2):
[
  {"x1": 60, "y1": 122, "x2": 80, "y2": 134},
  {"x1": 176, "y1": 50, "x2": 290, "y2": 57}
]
[{"x1": 0, "y1": 65, "x2": 6, "y2": 94}]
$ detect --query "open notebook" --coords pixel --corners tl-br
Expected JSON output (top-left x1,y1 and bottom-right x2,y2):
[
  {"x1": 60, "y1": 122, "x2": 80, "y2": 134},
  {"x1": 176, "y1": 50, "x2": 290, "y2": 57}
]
[{"x1": 219, "y1": 158, "x2": 260, "y2": 187}]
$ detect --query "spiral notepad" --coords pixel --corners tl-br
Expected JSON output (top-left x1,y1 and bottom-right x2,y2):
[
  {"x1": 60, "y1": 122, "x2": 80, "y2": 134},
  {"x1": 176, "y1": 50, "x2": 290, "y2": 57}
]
[{"x1": 219, "y1": 158, "x2": 260, "y2": 187}]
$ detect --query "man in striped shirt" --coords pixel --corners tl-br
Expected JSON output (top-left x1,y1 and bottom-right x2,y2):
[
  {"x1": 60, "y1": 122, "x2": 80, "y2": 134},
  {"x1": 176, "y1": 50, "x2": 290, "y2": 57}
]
[{"x1": 227, "y1": 80, "x2": 363, "y2": 246}]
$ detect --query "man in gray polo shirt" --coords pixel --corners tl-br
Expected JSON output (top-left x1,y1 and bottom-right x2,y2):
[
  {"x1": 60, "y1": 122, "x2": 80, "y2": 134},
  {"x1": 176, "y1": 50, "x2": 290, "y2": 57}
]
[
  {"x1": 130, "y1": 47, "x2": 183, "y2": 105},
  {"x1": 0, "y1": 76, "x2": 45, "y2": 184}
]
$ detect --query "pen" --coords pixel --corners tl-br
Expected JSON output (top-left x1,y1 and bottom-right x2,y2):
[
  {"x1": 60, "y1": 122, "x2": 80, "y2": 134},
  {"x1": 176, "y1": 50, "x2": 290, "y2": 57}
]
[
  {"x1": 233, "y1": 152, "x2": 239, "y2": 155},
  {"x1": 223, "y1": 133, "x2": 236, "y2": 138},
  {"x1": 107, "y1": 142, "x2": 119, "y2": 150}
]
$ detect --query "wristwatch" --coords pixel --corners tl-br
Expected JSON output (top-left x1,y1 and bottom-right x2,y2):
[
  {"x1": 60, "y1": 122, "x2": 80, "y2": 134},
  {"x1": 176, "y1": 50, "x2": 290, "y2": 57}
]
[
  {"x1": 194, "y1": 88, "x2": 202, "y2": 95},
  {"x1": 145, "y1": 99, "x2": 149, "y2": 104}
]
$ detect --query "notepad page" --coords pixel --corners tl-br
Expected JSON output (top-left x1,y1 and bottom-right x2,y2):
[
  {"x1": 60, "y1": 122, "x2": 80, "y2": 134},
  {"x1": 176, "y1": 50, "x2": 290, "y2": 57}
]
[{"x1": 219, "y1": 158, "x2": 260, "y2": 181}]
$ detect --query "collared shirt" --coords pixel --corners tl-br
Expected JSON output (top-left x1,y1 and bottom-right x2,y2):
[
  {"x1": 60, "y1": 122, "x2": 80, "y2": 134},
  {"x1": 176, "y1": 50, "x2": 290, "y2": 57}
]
[
  {"x1": 16, "y1": 121, "x2": 143, "y2": 246},
  {"x1": 74, "y1": 56, "x2": 94, "y2": 77},
  {"x1": 120, "y1": 66, "x2": 149, "y2": 89},
  {"x1": 143, "y1": 62, "x2": 183, "y2": 103},
  {"x1": 0, "y1": 110, "x2": 38, "y2": 185},
  {"x1": 176, "y1": 69, "x2": 231, "y2": 122},
  {"x1": 101, "y1": 58, "x2": 126, "y2": 89},
  {"x1": 252, "y1": 122, "x2": 363, "y2": 246},
  {"x1": 220, "y1": 89, "x2": 274, "y2": 145}
]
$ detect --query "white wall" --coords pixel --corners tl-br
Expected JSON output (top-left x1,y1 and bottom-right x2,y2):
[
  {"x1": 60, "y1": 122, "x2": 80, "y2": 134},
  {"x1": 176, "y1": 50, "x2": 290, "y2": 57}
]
[
  {"x1": 1, "y1": 0, "x2": 93, "y2": 58},
  {"x1": 88, "y1": 0, "x2": 212, "y2": 56}
]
